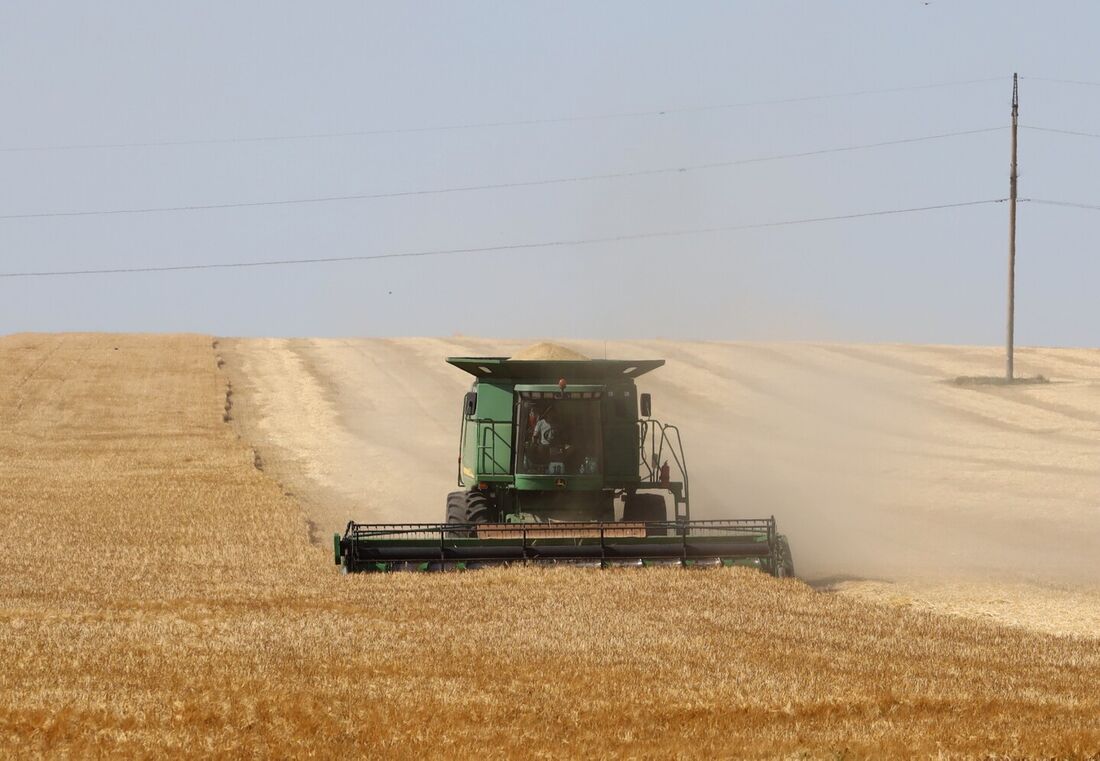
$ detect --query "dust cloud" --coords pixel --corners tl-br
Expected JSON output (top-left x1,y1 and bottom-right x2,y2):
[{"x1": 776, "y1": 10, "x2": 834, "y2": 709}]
[
  {"x1": 636, "y1": 340, "x2": 1100, "y2": 586},
  {"x1": 224, "y1": 337, "x2": 1100, "y2": 634}
]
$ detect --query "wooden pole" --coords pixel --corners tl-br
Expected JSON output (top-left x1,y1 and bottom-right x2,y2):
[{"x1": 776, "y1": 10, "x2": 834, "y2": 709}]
[{"x1": 1006, "y1": 73, "x2": 1019, "y2": 380}]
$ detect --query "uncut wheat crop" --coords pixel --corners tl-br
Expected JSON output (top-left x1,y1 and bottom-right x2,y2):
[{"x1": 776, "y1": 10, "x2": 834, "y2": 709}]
[{"x1": 1, "y1": 333, "x2": 1098, "y2": 759}]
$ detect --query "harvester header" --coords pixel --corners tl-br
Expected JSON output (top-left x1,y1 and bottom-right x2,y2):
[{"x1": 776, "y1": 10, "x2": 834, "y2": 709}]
[{"x1": 335, "y1": 346, "x2": 793, "y2": 576}]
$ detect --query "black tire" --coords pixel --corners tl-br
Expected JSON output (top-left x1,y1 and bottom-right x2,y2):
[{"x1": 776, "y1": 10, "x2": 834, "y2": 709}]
[
  {"x1": 465, "y1": 490, "x2": 494, "y2": 523},
  {"x1": 446, "y1": 491, "x2": 467, "y2": 523},
  {"x1": 446, "y1": 490, "x2": 494, "y2": 537},
  {"x1": 446, "y1": 491, "x2": 470, "y2": 537},
  {"x1": 622, "y1": 493, "x2": 667, "y2": 536}
]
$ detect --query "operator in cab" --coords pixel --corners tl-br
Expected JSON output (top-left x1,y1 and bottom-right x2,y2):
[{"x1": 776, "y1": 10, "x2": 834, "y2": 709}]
[
  {"x1": 531, "y1": 404, "x2": 583, "y2": 474},
  {"x1": 532, "y1": 405, "x2": 557, "y2": 448}
]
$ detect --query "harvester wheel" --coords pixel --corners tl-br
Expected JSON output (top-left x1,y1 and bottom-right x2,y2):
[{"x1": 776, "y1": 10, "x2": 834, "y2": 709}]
[
  {"x1": 446, "y1": 491, "x2": 470, "y2": 537},
  {"x1": 446, "y1": 490, "x2": 494, "y2": 537},
  {"x1": 622, "y1": 493, "x2": 667, "y2": 536},
  {"x1": 465, "y1": 490, "x2": 494, "y2": 524}
]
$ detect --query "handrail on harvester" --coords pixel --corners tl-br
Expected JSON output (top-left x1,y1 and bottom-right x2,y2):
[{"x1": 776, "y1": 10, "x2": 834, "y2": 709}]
[{"x1": 638, "y1": 419, "x2": 690, "y2": 520}]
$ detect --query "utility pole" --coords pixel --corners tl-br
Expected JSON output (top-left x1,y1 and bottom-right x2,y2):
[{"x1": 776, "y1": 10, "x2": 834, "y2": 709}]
[{"x1": 1006, "y1": 73, "x2": 1019, "y2": 380}]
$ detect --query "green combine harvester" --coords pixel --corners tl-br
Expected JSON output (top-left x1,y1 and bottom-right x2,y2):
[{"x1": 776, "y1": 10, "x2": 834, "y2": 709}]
[{"x1": 335, "y1": 350, "x2": 794, "y2": 575}]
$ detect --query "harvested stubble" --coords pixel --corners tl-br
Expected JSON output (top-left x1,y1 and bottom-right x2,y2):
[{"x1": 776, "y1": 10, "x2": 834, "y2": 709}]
[{"x1": 1, "y1": 333, "x2": 1099, "y2": 759}]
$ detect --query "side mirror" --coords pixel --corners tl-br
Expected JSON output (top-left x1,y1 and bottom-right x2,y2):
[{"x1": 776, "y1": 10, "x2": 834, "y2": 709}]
[
  {"x1": 639, "y1": 393, "x2": 652, "y2": 418},
  {"x1": 463, "y1": 392, "x2": 477, "y2": 417}
]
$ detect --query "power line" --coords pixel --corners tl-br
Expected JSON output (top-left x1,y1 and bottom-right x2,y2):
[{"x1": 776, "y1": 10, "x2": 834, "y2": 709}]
[
  {"x1": 0, "y1": 198, "x2": 1007, "y2": 280},
  {"x1": 1021, "y1": 76, "x2": 1100, "y2": 88},
  {"x1": 0, "y1": 127, "x2": 1006, "y2": 221},
  {"x1": 1022, "y1": 125, "x2": 1100, "y2": 139},
  {"x1": 0, "y1": 76, "x2": 1005, "y2": 153},
  {"x1": 1026, "y1": 198, "x2": 1100, "y2": 211}
]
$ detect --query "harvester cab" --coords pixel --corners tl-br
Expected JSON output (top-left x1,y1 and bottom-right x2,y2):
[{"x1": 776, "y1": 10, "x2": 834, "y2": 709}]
[
  {"x1": 336, "y1": 353, "x2": 794, "y2": 576},
  {"x1": 448, "y1": 357, "x2": 685, "y2": 525}
]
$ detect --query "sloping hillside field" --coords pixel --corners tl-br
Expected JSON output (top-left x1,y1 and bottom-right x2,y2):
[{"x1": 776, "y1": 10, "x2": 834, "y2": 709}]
[{"x1": 2, "y1": 333, "x2": 1099, "y2": 758}]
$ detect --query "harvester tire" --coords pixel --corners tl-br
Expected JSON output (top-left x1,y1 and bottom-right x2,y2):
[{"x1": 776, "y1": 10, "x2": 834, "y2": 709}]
[
  {"x1": 446, "y1": 490, "x2": 494, "y2": 537},
  {"x1": 465, "y1": 490, "x2": 494, "y2": 524},
  {"x1": 622, "y1": 493, "x2": 667, "y2": 536},
  {"x1": 446, "y1": 491, "x2": 470, "y2": 536}
]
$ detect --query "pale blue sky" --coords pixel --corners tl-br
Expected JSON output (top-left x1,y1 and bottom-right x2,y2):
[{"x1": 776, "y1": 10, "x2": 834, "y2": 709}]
[{"x1": 1, "y1": 2, "x2": 1098, "y2": 345}]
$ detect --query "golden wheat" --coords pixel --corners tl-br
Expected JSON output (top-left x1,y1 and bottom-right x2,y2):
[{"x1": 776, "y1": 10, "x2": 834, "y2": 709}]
[{"x1": 1, "y1": 333, "x2": 1098, "y2": 759}]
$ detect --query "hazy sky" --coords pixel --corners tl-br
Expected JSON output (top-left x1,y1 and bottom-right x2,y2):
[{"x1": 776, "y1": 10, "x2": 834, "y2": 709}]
[{"x1": 1, "y1": 2, "x2": 1099, "y2": 345}]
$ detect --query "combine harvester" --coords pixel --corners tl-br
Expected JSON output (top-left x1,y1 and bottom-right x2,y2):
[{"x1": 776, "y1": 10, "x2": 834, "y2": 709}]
[{"x1": 335, "y1": 345, "x2": 794, "y2": 575}]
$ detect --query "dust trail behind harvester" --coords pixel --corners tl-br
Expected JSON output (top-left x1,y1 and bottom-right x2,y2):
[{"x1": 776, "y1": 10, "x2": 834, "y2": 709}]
[
  {"x1": 633, "y1": 340, "x2": 1100, "y2": 586},
  {"x1": 224, "y1": 338, "x2": 1100, "y2": 588}
]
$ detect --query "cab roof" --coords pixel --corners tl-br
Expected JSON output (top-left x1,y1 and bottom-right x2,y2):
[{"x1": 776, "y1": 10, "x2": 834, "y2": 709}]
[{"x1": 446, "y1": 357, "x2": 664, "y2": 381}]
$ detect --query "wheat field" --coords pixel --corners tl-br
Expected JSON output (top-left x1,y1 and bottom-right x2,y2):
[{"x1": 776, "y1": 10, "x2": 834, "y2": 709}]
[{"x1": 2, "y1": 333, "x2": 1099, "y2": 758}]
